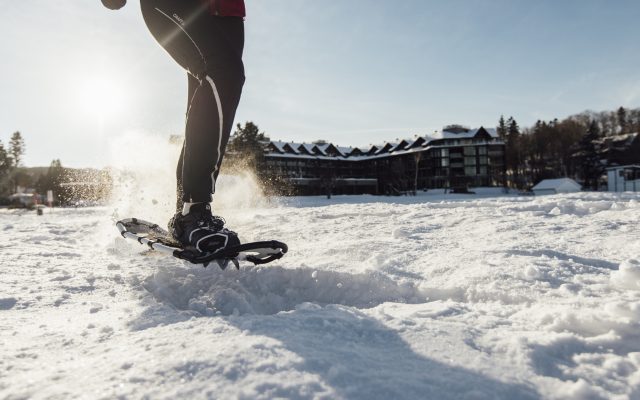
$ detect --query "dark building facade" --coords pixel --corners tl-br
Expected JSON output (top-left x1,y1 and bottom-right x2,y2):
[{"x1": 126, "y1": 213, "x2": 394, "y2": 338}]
[
  {"x1": 261, "y1": 125, "x2": 507, "y2": 196},
  {"x1": 600, "y1": 133, "x2": 640, "y2": 167}
]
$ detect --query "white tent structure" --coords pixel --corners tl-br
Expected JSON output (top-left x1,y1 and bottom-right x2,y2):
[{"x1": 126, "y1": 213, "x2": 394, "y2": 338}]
[{"x1": 532, "y1": 178, "x2": 582, "y2": 196}]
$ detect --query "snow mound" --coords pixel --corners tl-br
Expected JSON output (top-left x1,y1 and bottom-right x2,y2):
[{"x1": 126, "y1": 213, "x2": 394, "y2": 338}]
[
  {"x1": 392, "y1": 228, "x2": 412, "y2": 239},
  {"x1": 611, "y1": 259, "x2": 640, "y2": 291},
  {"x1": 141, "y1": 264, "x2": 462, "y2": 316}
]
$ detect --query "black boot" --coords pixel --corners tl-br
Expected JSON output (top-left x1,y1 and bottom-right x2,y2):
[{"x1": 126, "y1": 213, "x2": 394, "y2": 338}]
[{"x1": 168, "y1": 203, "x2": 240, "y2": 254}]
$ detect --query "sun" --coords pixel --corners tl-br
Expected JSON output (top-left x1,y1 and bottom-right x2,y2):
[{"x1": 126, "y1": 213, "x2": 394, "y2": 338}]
[{"x1": 79, "y1": 78, "x2": 126, "y2": 120}]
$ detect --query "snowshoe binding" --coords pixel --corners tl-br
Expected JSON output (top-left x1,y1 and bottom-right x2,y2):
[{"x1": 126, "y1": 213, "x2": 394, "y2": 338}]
[
  {"x1": 168, "y1": 204, "x2": 240, "y2": 255},
  {"x1": 115, "y1": 209, "x2": 287, "y2": 269}
]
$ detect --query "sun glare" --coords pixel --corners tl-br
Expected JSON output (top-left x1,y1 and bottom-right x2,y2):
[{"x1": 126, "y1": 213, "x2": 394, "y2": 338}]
[{"x1": 79, "y1": 78, "x2": 126, "y2": 120}]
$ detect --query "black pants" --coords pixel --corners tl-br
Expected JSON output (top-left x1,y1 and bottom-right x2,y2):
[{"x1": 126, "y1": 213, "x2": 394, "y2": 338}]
[{"x1": 140, "y1": 0, "x2": 245, "y2": 212}]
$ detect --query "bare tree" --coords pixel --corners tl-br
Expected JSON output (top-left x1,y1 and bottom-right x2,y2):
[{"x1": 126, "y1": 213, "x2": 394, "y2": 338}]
[{"x1": 413, "y1": 151, "x2": 422, "y2": 195}]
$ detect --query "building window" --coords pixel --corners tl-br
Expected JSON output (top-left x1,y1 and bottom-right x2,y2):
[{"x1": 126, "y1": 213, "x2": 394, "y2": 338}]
[
  {"x1": 479, "y1": 166, "x2": 487, "y2": 174},
  {"x1": 478, "y1": 147, "x2": 487, "y2": 155},
  {"x1": 479, "y1": 156, "x2": 487, "y2": 165},
  {"x1": 465, "y1": 167, "x2": 477, "y2": 176},
  {"x1": 464, "y1": 147, "x2": 476, "y2": 156},
  {"x1": 464, "y1": 157, "x2": 476, "y2": 166},
  {"x1": 442, "y1": 158, "x2": 450, "y2": 167},
  {"x1": 620, "y1": 170, "x2": 625, "y2": 177},
  {"x1": 441, "y1": 148, "x2": 449, "y2": 157}
]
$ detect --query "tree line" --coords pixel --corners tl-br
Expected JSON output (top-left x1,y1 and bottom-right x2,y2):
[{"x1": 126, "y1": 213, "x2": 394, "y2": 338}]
[
  {"x1": 0, "y1": 131, "x2": 26, "y2": 202},
  {"x1": 4, "y1": 106, "x2": 636, "y2": 205},
  {"x1": 0, "y1": 131, "x2": 104, "y2": 207},
  {"x1": 499, "y1": 106, "x2": 639, "y2": 190}
]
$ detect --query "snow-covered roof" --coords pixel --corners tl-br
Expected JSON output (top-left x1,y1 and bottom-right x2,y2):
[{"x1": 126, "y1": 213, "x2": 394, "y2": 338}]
[
  {"x1": 335, "y1": 146, "x2": 355, "y2": 157},
  {"x1": 268, "y1": 141, "x2": 288, "y2": 153},
  {"x1": 298, "y1": 143, "x2": 315, "y2": 154},
  {"x1": 356, "y1": 145, "x2": 377, "y2": 153},
  {"x1": 606, "y1": 165, "x2": 640, "y2": 170},
  {"x1": 375, "y1": 143, "x2": 398, "y2": 155},
  {"x1": 421, "y1": 127, "x2": 499, "y2": 146},
  {"x1": 313, "y1": 143, "x2": 330, "y2": 156},
  {"x1": 265, "y1": 127, "x2": 500, "y2": 158},
  {"x1": 391, "y1": 140, "x2": 414, "y2": 152},
  {"x1": 268, "y1": 141, "x2": 311, "y2": 154},
  {"x1": 596, "y1": 133, "x2": 638, "y2": 146},
  {"x1": 531, "y1": 178, "x2": 582, "y2": 191}
]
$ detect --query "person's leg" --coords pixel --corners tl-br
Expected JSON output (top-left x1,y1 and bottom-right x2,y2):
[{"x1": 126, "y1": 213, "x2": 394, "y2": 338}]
[
  {"x1": 140, "y1": 0, "x2": 245, "y2": 211},
  {"x1": 175, "y1": 73, "x2": 201, "y2": 213}
]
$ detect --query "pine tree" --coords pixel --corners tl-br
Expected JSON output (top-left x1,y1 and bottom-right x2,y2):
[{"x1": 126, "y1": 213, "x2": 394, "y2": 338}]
[
  {"x1": 506, "y1": 117, "x2": 521, "y2": 187},
  {"x1": 497, "y1": 116, "x2": 507, "y2": 141},
  {"x1": 0, "y1": 140, "x2": 10, "y2": 175},
  {"x1": 47, "y1": 159, "x2": 65, "y2": 188},
  {"x1": 8, "y1": 131, "x2": 25, "y2": 169},
  {"x1": 0, "y1": 140, "x2": 11, "y2": 198},
  {"x1": 578, "y1": 121, "x2": 604, "y2": 190},
  {"x1": 35, "y1": 159, "x2": 66, "y2": 201},
  {"x1": 227, "y1": 122, "x2": 266, "y2": 174},
  {"x1": 617, "y1": 107, "x2": 628, "y2": 134}
]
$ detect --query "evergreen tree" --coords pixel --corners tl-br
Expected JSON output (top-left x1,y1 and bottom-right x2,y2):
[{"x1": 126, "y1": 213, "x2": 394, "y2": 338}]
[
  {"x1": 578, "y1": 121, "x2": 604, "y2": 190},
  {"x1": 227, "y1": 122, "x2": 266, "y2": 173},
  {"x1": 8, "y1": 131, "x2": 25, "y2": 169},
  {"x1": 0, "y1": 140, "x2": 10, "y2": 175},
  {"x1": 35, "y1": 159, "x2": 66, "y2": 201},
  {"x1": 497, "y1": 116, "x2": 507, "y2": 141},
  {"x1": 11, "y1": 169, "x2": 34, "y2": 192},
  {"x1": 0, "y1": 140, "x2": 11, "y2": 198},
  {"x1": 506, "y1": 117, "x2": 521, "y2": 187},
  {"x1": 617, "y1": 107, "x2": 628, "y2": 134}
]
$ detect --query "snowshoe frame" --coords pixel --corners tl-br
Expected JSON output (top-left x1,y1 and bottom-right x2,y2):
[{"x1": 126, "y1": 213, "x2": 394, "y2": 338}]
[{"x1": 116, "y1": 218, "x2": 287, "y2": 267}]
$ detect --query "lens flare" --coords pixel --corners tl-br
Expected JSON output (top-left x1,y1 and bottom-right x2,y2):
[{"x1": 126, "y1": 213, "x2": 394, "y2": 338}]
[{"x1": 79, "y1": 78, "x2": 125, "y2": 119}]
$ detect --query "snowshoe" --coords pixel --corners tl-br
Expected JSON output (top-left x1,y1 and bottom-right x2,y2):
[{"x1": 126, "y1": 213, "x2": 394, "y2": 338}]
[{"x1": 115, "y1": 218, "x2": 287, "y2": 269}]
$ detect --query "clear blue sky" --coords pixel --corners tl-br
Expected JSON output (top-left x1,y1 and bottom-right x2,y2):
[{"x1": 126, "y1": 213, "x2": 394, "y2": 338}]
[{"x1": 1, "y1": 0, "x2": 639, "y2": 168}]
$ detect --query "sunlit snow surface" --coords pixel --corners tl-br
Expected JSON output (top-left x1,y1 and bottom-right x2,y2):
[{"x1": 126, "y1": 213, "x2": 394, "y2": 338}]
[{"x1": 2, "y1": 189, "x2": 640, "y2": 399}]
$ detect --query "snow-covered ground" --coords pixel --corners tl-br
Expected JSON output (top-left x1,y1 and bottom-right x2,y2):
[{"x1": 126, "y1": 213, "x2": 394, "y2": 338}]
[{"x1": 2, "y1": 189, "x2": 640, "y2": 399}]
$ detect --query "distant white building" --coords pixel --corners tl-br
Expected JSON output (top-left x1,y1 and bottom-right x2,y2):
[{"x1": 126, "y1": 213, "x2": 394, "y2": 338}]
[
  {"x1": 607, "y1": 165, "x2": 640, "y2": 192},
  {"x1": 532, "y1": 178, "x2": 582, "y2": 196},
  {"x1": 8, "y1": 193, "x2": 36, "y2": 206}
]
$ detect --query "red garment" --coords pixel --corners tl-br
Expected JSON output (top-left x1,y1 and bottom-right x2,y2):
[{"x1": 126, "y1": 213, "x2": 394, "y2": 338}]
[{"x1": 198, "y1": 0, "x2": 245, "y2": 17}]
